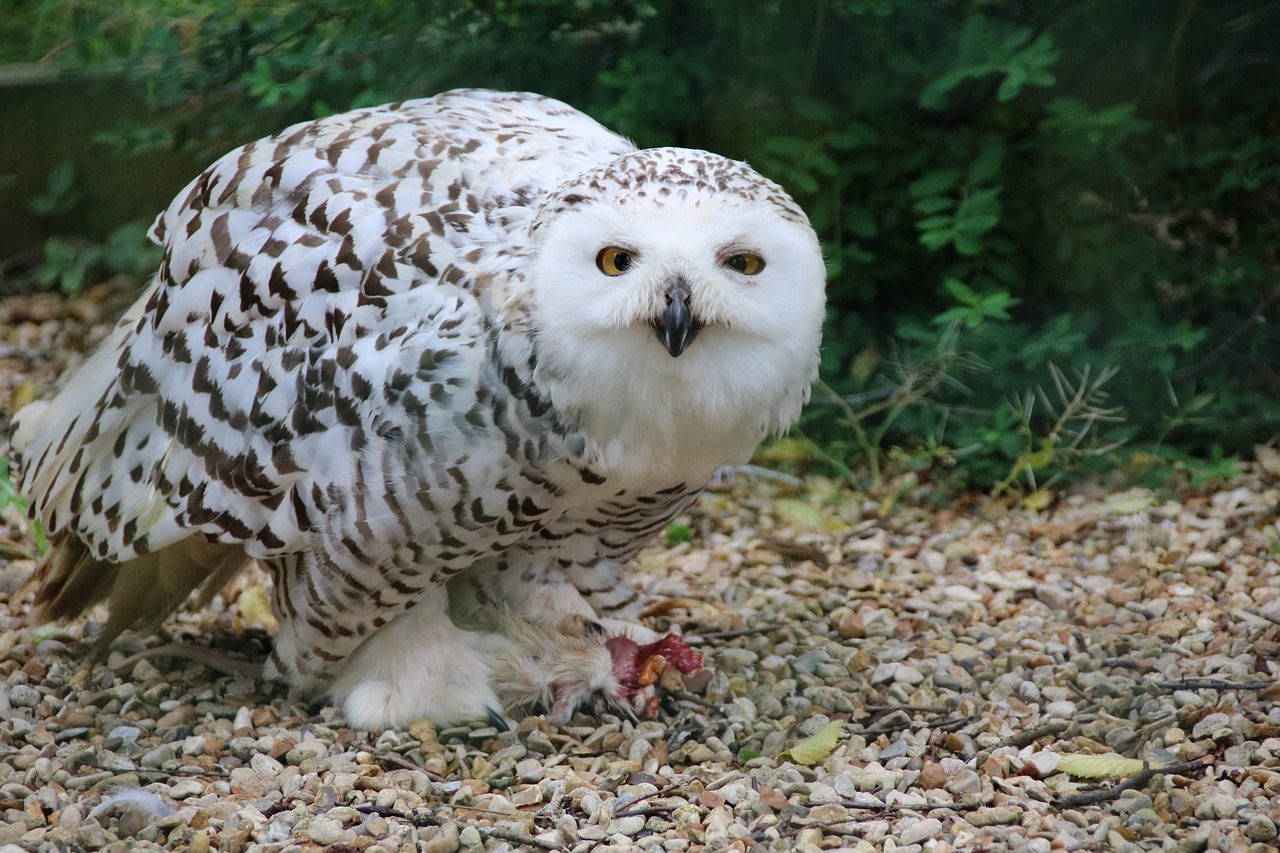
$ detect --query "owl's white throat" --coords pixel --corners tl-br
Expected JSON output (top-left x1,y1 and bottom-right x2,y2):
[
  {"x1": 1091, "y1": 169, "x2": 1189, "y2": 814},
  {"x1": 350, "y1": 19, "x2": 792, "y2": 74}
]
[{"x1": 535, "y1": 325, "x2": 791, "y2": 488}]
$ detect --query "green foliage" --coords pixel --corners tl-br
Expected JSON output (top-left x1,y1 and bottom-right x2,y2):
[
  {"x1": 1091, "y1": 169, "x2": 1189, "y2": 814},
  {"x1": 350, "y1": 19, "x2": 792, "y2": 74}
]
[
  {"x1": 29, "y1": 160, "x2": 80, "y2": 218},
  {"x1": 36, "y1": 222, "x2": 163, "y2": 295},
  {"x1": 0, "y1": 459, "x2": 47, "y2": 556},
  {"x1": 7, "y1": 0, "x2": 1279, "y2": 492},
  {"x1": 665, "y1": 522, "x2": 693, "y2": 546},
  {"x1": 36, "y1": 236, "x2": 102, "y2": 295}
]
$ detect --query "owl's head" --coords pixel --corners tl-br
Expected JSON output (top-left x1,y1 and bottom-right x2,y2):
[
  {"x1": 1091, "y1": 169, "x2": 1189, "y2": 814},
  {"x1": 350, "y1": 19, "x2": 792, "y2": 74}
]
[{"x1": 523, "y1": 148, "x2": 826, "y2": 481}]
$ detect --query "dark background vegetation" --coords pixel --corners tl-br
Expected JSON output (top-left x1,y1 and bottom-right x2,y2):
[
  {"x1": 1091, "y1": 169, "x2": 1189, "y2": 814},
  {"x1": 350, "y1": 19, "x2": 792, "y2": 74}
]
[{"x1": 2, "y1": 0, "x2": 1278, "y2": 498}]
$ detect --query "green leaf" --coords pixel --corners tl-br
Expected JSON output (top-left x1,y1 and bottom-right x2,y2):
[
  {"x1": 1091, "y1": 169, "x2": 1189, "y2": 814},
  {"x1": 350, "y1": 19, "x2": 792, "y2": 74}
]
[
  {"x1": 788, "y1": 721, "x2": 842, "y2": 766},
  {"x1": 997, "y1": 65, "x2": 1026, "y2": 102},
  {"x1": 913, "y1": 195, "x2": 955, "y2": 215},
  {"x1": 828, "y1": 122, "x2": 879, "y2": 150},
  {"x1": 943, "y1": 277, "x2": 978, "y2": 304},
  {"x1": 919, "y1": 230, "x2": 955, "y2": 250},
  {"x1": 916, "y1": 215, "x2": 954, "y2": 232},
  {"x1": 968, "y1": 140, "x2": 1006, "y2": 184},
  {"x1": 909, "y1": 168, "x2": 962, "y2": 198},
  {"x1": 666, "y1": 522, "x2": 692, "y2": 546}
]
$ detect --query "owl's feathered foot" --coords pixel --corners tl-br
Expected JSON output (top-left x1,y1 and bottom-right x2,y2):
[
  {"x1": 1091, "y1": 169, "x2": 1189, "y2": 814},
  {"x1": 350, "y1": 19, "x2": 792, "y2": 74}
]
[
  {"x1": 491, "y1": 616, "x2": 703, "y2": 726},
  {"x1": 325, "y1": 589, "x2": 510, "y2": 731}
]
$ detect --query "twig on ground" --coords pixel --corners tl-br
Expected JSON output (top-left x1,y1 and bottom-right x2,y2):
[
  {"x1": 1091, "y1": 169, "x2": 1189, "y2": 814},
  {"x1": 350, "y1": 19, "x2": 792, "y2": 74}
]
[
  {"x1": 1156, "y1": 678, "x2": 1273, "y2": 691},
  {"x1": 114, "y1": 643, "x2": 263, "y2": 679},
  {"x1": 475, "y1": 825, "x2": 561, "y2": 850},
  {"x1": 685, "y1": 624, "x2": 787, "y2": 645},
  {"x1": 865, "y1": 704, "x2": 953, "y2": 714},
  {"x1": 973, "y1": 719, "x2": 1071, "y2": 766},
  {"x1": 355, "y1": 805, "x2": 562, "y2": 851},
  {"x1": 821, "y1": 799, "x2": 994, "y2": 816},
  {"x1": 1101, "y1": 658, "x2": 1151, "y2": 670},
  {"x1": 610, "y1": 783, "x2": 682, "y2": 819},
  {"x1": 76, "y1": 761, "x2": 226, "y2": 778},
  {"x1": 1051, "y1": 758, "x2": 1212, "y2": 808},
  {"x1": 358, "y1": 744, "x2": 447, "y2": 780}
]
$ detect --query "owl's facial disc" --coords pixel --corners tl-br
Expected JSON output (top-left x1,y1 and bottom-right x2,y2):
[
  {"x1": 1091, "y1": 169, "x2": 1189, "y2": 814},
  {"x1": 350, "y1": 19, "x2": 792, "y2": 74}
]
[{"x1": 653, "y1": 277, "x2": 702, "y2": 357}]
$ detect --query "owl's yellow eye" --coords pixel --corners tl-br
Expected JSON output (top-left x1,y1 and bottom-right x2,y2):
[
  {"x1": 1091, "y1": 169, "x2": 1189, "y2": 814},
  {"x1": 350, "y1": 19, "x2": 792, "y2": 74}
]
[
  {"x1": 596, "y1": 246, "x2": 635, "y2": 276},
  {"x1": 725, "y1": 252, "x2": 765, "y2": 275}
]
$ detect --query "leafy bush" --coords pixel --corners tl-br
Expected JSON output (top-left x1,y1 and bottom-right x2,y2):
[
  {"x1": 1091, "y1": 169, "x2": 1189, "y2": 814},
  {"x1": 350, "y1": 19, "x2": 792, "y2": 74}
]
[{"x1": 7, "y1": 0, "x2": 1279, "y2": 492}]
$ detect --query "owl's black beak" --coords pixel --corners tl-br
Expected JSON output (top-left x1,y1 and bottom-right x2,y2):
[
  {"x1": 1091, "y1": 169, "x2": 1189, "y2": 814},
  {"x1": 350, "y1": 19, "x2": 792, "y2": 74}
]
[{"x1": 653, "y1": 280, "x2": 701, "y2": 358}]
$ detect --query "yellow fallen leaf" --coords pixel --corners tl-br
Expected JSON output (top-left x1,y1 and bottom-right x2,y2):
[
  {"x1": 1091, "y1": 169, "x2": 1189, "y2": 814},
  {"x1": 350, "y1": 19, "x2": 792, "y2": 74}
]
[
  {"x1": 236, "y1": 584, "x2": 278, "y2": 630},
  {"x1": 774, "y1": 499, "x2": 825, "y2": 530},
  {"x1": 1105, "y1": 489, "x2": 1154, "y2": 515},
  {"x1": 1057, "y1": 754, "x2": 1148, "y2": 779},
  {"x1": 1021, "y1": 488, "x2": 1053, "y2": 511},
  {"x1": 1256, "y1": 445, "x2": 1280, "y2": 478},
  {"x1": 10, "y1": 380, "x2": 36, "y2": 412},
  {"x1": 788, "y1": 720, "x2": 842, "y2": 766}
]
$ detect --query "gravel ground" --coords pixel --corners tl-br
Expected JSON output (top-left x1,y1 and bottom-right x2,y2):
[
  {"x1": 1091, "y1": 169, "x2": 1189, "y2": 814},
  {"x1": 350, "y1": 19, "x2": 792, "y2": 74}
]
[{"x1": 3, "y1": 287, "x2": 1280, "y2": 852}]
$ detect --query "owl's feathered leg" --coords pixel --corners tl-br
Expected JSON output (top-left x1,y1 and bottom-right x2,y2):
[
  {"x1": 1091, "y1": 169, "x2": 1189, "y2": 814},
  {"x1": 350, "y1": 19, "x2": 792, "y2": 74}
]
[
  {"x1": 450, "y1": 557, "x2": 672, "y2": 724},
  {"x1": 326, "y1": 585, "x2": 511, "y2": 730}
]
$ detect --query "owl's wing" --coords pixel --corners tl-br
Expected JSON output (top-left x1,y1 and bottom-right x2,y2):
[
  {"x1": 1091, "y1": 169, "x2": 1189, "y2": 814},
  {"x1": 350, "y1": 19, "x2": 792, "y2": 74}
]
[{"x1": 13, "y1": 91, "x2": 630, "y2": 567}]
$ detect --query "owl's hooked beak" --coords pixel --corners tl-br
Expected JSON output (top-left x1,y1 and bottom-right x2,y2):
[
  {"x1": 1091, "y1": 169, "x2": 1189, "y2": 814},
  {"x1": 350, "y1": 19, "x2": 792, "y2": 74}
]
[{"x1": 653, "y1": 279, "x2": 702, "y2": 358}]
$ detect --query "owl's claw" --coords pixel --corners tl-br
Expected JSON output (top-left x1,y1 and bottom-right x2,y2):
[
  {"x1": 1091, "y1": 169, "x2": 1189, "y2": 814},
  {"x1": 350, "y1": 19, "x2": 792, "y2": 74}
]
[{"x1": 486, "y1": 706, "x2": 512, "y2": 732}]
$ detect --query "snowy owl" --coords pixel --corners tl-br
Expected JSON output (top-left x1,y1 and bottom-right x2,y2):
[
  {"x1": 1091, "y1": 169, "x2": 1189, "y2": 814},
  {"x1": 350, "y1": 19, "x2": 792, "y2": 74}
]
[{"x1": 10, "y1": 89, "x2": 826, "y2": 729}]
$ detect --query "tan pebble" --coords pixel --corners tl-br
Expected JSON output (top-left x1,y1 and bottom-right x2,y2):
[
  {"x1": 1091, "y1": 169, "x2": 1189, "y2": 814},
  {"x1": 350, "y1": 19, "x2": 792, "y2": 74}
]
[
  {"x1": 837, "y1": 610, "x2": 865, "y2": 639},
  {"x1": 966, "y1": 806, "x2": 1023, "y2": 827},
  {"x1": 919, "y1": 761, "x2": 946, "y2": 791},
  {"x1": 758, "y1": 786, "x2": 788, "y2": 810},
  {"x1": 807, "y1": 803, "x2": 848, "y2": 822},
  {"x1": 1186, "y1": 551, "x2": 1220, "y2": 568},
  {"x1": 699, "y1": 790, "x2": 725, "y2": 808},
  {"x1": 1105, "y1": 587, "x2": 1137, "y2": 605},
  {"x1": 156, "y1": 706, "x2": 197, "y2": 727},
  {"x1": 251, "y1": 707, "x2": 277, "y2": 727}
]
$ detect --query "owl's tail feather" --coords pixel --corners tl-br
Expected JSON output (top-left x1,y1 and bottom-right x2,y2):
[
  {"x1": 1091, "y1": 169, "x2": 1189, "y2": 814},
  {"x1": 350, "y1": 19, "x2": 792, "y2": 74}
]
[{"x1": 22, "y1": 533, "x2": 247, "y2": 656}]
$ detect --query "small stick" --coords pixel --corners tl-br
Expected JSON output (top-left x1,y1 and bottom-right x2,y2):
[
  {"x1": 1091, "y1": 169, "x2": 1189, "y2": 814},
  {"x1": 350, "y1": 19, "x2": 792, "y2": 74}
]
[
  {"x1": 114, "y1": 643, "x2": 263, "y2": 679},
  {"x1": 1157, "y1": 678, "x2": 1273, "y2": 691},
  {"x1": 685, "y1": 624, "x2": 788, "y2": 645},
  {"x1": 358, "y1": 744, "x2": 447, "y2": 780},
  {"x1": 865, "y1": 704, "x2": 953, "y2": 714},
  {"x1": 972, "y1": 719, "x2": 1071, "y2": 766},
  {"x1": 610, "y1": 783, "x2": 681, "y2": 819},
  {"x1": 476, "y1": 825, "x2": 562, "y2": 850},
  {"x1": 358, "y1": 805, "x2": 562, "y2": 851},
  {"x1": 1051, "y1": 758, "x2": 1212, "y2": 808},
  {"x1": 78, "y1": 761, "x2": 227, "y2": 778},
  {"x1": 820, "y1": 799, "x2": 994, "y2": 816}
]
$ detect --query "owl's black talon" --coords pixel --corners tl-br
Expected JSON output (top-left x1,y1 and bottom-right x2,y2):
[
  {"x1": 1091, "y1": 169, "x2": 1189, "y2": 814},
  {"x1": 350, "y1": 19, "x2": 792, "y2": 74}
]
[
  {"x1": 584, "y1": 620, "x2": 607, "y2": 638},
  {"x1": 486, "y1": 706, "x2": 511, "y2": 732}
]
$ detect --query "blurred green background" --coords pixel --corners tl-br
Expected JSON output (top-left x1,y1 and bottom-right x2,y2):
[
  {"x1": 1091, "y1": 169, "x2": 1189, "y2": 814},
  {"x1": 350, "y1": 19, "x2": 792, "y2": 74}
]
[{"x1": 2, "y1": 0, "x2": 1277, "y2": 495}]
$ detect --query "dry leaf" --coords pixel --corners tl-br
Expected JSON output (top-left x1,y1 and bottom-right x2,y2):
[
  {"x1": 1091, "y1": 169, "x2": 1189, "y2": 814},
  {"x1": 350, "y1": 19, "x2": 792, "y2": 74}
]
[
  {"x1": 1105, "y1": 490, "x2": 1154, "y2": 515},
  {"x1": 236, "y1": 584, "x2": 278, "y2": 630},
  {"x1": 774, "y1": 499, "x2": 825, "y2": 530},
  {"x1": 1022, "y1": 489, "x2": 1053, "y2": 511},
  {"x1": 1256, "y1": 445, "x2": 1280, "y2": 478},
  {"x1": 10, "y1": 380, "x2": 36, "y2": 412},
  {"x1": 1057, "y1": 754, "x2": 1148, "y2": 779},
  {"x1": 788, "y1": 720, "x2": 842, "y2": 766}
]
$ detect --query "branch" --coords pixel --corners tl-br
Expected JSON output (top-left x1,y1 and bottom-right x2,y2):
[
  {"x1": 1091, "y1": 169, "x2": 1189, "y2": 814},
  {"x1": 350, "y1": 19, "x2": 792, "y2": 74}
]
[
  {"x1": 972, "y1": 719, "x2": 1071, "y2": 766},
  {"x1": 685, "y1": 624, "x2": 787, "y2": 645},
  {"x1": 1051, "y1": 758, "x2": 1212, "y2": 809},
  {"x1": 1156, "y1": 678, "x2": 1273, "y2": 691}
]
